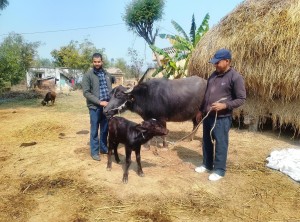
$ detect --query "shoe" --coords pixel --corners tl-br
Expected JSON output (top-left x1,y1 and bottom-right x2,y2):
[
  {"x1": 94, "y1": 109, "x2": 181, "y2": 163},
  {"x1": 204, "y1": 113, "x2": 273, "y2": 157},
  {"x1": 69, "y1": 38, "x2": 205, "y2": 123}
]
[
  {"x1": 208, "y1": 173, "x2": 223, "y2": 181},
  {"x1": 195, "y1": 165, "x2": 209, "y2": 173},
  {"x1": 100, "y1": 150, "x2": 108, "y2": 154},
  {"x1": 92, "y1": 155, "x2": 100, "y2": 161}
]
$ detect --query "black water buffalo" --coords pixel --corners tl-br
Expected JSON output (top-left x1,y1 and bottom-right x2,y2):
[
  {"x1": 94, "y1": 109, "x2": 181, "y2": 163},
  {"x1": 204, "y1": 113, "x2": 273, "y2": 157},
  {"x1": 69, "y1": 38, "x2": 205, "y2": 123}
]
[
  {"x1": 103, "y1": 76, "x2": 207, "y2": 146},
  {"x1": 107, "y1": 116, "x2": 168, "y2": 183},
  {"x1": 41, "y1": 91, "x2": 56, "y2": 106}
]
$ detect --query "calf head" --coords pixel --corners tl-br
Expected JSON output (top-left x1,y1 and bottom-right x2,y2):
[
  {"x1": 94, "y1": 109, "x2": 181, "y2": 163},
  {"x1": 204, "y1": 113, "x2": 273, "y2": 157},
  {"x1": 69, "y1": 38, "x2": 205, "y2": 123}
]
[
  {"x1": 136, "y1": 119, "x2": 168, "y2": 138},
  {"x1": 41, "y1": 100, "x2": 47, "y2": 106}
]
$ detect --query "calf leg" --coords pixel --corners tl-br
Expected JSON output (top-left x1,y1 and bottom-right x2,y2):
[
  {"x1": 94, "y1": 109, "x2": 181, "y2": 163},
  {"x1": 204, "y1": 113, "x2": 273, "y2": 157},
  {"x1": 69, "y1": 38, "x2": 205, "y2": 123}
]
[
  {"x1": 122, "y1": 147, "x2": 132, "y2": 184},
  {"x1": 107, "y1": 141, "x2": 119, "y2": 170},
  {"x1": 114, "y1": 145, "x2": 120, "y2": 163},
  {"x1": 135, "y1": 146, "x2": 144, "y2": 177}
]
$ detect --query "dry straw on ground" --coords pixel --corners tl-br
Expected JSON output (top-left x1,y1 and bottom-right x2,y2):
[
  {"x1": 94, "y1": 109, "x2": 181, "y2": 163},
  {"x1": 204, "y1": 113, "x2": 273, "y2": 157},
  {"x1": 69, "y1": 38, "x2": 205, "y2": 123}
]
[
  {"x1": 1, "y1": 91, "x2": 300, "y2": 221},
  {"x1": 14, "y1": 120, "x2": 65, "y2": 141},
  {"x1": 189, "y1": 0, "x2": 300, "y2": 132}
]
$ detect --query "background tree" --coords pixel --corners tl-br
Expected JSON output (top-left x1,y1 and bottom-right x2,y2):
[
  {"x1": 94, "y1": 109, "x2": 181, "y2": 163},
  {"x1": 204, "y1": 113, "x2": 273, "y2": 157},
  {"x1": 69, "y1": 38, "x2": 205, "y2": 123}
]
[
  {"x1": 0, "y1": 0, "x2": 9, "y2": 11},
  {"x1": 127, "y1": 47, "x2": 144, "y2": 80},
  {"x1": 114, "y1": 58, "x2": 132, "y2": 78},
  {"x1": 123, "y1": 0, "x2": 165, "y2": 66},
  {"x1": 33, "y1": 57, "x2": 54, "y2": 68},
  {"x1": 152, "y1": 13, "x2": 210, "y2": 79},
  {"x1": 0, "y1": 33, "x2": 40, "y2": 90},
  {"x1": 51, "y1": 39, "x2": 107, "y2": 72}
]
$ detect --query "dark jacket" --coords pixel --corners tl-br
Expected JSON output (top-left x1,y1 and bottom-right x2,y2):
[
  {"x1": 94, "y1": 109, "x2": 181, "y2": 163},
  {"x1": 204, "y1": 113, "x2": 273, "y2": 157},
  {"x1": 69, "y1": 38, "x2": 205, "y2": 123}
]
[
  {"x1": 201, "y1": 67, "x2": 246, "y2": 117},
  {"x1": 82, "y1": 68, "x2": 113, "y2": 109}
]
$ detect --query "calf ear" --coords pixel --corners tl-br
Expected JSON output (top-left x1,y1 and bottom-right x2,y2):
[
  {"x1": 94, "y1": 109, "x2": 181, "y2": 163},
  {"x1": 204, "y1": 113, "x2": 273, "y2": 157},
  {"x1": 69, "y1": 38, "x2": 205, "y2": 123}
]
[{"x1": 135, "y1": 124, "x2": 147, "y2": 133}]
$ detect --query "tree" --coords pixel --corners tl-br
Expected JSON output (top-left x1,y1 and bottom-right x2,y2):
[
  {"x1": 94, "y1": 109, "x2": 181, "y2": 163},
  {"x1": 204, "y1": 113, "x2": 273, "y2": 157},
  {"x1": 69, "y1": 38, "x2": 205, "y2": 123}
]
[
  {"x1": 0, "y1": 33, "x2": 40, "y2": 88},
  {"x1": 123, "y1": 0, "x2": 165, "y2": 66},
  {"x1": 33, "y1": 57, "x2": 54, "y2": 68},
  {"x1": 114, "y1": 58, "x2": 132, "y2": 78},
  {"x1": 51, "y1": 39, "x2": 107, "y2": 72},
  {"x1": 0, "y1": 0, "x2": 9, "y2": 11},
  {"x1": 152, "y1": 13, "x2": 210, "y2": 79},
  {"x1": 127, "y1": 47, "x2": 144, "y2": 80}
]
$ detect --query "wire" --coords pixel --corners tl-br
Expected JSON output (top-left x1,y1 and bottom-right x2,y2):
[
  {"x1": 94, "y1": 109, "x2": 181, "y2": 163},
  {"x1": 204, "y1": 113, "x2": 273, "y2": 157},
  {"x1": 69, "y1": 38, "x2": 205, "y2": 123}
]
[{"x1": 0, "y1": 23, "x2": 125, "y2": 36}]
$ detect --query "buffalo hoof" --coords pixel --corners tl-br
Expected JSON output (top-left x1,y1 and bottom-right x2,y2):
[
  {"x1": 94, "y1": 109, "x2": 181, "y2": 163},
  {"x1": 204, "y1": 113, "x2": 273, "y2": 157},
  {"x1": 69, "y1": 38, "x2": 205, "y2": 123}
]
[
  {"x1": 138, "y1": 172, "x2": 144, "y2": 177},
  {"x1": 122, "y1": 176, "x2": 128, "y2": 184},
  {"x1": 115, "y1": 158, "x2": 121, "y2": 164},
  {"x1": 162, "y1": 142, "x2": 169, "y2": 147},
  {"x1": 106, "y1": 163, "x2": 112, "y2": 170}
]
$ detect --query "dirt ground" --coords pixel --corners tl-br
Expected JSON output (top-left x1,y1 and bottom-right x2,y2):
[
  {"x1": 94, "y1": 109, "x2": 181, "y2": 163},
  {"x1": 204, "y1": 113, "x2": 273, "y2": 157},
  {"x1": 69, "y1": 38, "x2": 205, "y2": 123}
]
[{"x1": 0, "y1": 90, "x2": 299, "y2": 222}]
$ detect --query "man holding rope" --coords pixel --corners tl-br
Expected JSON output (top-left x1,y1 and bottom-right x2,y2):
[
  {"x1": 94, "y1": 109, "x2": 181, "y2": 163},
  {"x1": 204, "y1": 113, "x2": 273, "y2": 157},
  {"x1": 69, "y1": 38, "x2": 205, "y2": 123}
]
[{"x1": 195, "y1": 48, "x2": 246, "y2": 181}]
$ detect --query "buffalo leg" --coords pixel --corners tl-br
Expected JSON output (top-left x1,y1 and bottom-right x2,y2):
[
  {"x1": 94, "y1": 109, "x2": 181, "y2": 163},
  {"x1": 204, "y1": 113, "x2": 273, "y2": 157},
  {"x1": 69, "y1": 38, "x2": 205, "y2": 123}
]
[
  {"x1": 161, "y1": 121, "x2": 168, "y2": 147},
  {"x1": 162, "y1": 136, "x2": 168, "y2": 147},
  {"x1": 135, "y1": 146, "x2": 144, "y2": 177},
  {"x1": 189, "y1": 117, "x2": 199, "y2": 141},
  {"x1": 122, "y1": 147, "x2": 132, "y2": 184}
]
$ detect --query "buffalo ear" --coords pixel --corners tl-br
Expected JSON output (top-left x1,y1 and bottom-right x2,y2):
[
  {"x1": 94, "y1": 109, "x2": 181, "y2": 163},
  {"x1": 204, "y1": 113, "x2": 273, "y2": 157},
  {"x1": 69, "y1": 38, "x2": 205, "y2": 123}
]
[{"x1": 130, "y1": 95, "x2": 135, "y2": 101}]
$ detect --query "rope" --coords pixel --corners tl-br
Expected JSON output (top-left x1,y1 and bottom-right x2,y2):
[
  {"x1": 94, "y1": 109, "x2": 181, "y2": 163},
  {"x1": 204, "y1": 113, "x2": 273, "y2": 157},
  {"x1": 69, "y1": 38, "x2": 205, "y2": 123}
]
[
  {"x1": 106, "y1": 101, "x2": 127, "y2": 118},
  {"x1": 166, "y1": 97, "x2": 227, "y2": 147}
]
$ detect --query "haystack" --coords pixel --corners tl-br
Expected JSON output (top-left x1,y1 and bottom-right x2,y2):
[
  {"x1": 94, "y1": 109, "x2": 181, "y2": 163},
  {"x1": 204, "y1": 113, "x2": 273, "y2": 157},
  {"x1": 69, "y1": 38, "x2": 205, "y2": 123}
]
[{"x1": 188, "y1": 0, "x2": 300, "y2": 133}]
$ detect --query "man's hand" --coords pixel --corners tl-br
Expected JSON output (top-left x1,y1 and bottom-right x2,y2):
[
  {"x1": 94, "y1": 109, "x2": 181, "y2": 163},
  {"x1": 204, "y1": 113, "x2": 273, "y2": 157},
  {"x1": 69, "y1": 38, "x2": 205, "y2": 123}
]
[
  {"x1": 196, "y1": 111, "x2": 202, "y2": 123},
  {"x1": 211, "y1": 102, "x2": 227, "y2": 111},
  {"x1": 100, "y1": 101, "x2": 108, "y2": 107}
]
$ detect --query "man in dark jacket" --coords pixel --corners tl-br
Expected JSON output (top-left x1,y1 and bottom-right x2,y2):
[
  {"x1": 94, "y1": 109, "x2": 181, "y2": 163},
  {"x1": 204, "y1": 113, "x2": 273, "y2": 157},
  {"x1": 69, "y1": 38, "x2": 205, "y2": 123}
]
[
  {"x1": 195, "y1": 49, "x2": 246, "y2": 181},
  {"x1": 82, "y1": 53, "x2": 113, "y2": 161}
]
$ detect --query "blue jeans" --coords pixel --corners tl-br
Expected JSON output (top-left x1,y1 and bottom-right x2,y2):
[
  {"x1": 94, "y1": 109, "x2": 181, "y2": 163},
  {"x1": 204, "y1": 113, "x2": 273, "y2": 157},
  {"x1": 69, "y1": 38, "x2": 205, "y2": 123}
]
[
  {"x1": 89, "y1": 107, "x2": 108, "y2": 156},
  {"x1": 202, "y1": 115, "x2": 232, "y2": 176}
]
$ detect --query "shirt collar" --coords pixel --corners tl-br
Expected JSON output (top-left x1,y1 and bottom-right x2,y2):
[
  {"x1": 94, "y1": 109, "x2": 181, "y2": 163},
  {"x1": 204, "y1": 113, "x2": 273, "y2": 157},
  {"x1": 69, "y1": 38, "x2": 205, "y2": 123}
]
[{"x1": 215, "y1": 67, "x2": 232, "y2": 77}]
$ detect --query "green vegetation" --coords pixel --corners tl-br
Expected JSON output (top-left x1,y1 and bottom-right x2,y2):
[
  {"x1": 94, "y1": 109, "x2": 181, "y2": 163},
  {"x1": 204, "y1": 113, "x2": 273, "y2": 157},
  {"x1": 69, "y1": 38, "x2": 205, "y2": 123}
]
[
  {"x1": 0, "y1": 0, "x2": 9, "y2": 11},
  {"x1": 152, "y1": 13, "x2": 210, "y2": 79},
  {"x1": 123, "y1": 0, "x2": 165, "y2": 66},
  {"x1": 51, "y1": 39, "x2": 107, "y2": 72},
  {"x1": 0, "y1": 33, "x2": 40, "y2": 91}
]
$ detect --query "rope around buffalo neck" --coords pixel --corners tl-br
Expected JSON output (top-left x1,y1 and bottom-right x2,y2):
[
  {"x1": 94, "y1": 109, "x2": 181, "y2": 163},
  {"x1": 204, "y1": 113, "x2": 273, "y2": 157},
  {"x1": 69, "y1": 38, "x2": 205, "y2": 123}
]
[{"x1": 106, "y1": 101, "x2": 127, "y2": 116}]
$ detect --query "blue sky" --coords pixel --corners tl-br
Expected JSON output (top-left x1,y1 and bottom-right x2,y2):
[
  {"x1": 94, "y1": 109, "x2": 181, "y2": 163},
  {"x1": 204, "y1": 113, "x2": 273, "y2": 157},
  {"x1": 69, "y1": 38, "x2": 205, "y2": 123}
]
[{"x1": 0, "y1": 0, "x2": 244, "y2": 66}]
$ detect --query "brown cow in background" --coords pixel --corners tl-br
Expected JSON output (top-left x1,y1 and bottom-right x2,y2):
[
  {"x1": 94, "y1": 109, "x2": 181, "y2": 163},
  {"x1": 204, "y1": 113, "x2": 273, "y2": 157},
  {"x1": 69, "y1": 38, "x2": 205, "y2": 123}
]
[{"x1": 41, "y1": 91, "x2": 56, "y2": 106}]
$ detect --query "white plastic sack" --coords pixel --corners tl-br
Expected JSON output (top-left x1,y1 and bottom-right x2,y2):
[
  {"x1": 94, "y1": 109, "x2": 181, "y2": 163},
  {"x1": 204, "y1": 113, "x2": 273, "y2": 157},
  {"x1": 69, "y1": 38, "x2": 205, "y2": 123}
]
[{"x1": 266, "y1": 148, "x2": 300, "y2": 182}]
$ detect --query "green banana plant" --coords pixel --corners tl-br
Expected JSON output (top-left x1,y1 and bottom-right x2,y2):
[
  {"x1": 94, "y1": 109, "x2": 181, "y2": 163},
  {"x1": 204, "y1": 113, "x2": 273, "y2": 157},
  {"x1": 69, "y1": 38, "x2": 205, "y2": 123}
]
[
  {"x1": 152, "y1": 13, "x2": 209, "y2": 79},
  {"x1": 150, "y1": 45, "x2": 186, "y2": 79}
]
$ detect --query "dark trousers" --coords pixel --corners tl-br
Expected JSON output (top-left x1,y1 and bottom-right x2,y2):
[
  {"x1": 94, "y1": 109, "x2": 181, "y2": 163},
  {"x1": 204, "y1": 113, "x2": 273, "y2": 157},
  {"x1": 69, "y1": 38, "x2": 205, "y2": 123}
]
[
  {"x1": 202, "y1": 115, "x2": 232, "y2": 176},
  {"x1": 89, "y1": 107, "x2": 108, "y2": 156}
]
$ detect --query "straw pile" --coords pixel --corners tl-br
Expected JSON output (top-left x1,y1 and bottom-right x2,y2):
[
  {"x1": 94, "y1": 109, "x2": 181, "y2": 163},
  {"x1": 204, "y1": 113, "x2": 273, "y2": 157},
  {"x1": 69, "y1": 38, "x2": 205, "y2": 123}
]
[
  {"x1": 188, "y1": 0, "x2": 300, "y2": 133},
  {"x1": 15, "y1": 120, "x2": 65, "y2": 141}
]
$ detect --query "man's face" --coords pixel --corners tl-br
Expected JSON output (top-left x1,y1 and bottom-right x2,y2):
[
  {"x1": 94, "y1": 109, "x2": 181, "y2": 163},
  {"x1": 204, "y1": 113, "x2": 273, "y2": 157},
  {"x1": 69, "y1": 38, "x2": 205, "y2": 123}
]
[
  {"x1": 93, "y1": 57, "x2": 103, "y2": 69},
  {"x1": 214, "y1": 59, "x2": 230, "y2": 73}
]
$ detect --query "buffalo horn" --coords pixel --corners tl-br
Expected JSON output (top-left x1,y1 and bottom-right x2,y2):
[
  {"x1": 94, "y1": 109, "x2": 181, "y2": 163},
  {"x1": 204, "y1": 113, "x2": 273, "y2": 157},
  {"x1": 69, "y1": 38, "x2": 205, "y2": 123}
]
[
  {"x1": 124, "y1": 87, "x2": 134, "y2": 93},
  {"x1": 137, "y1": 72, "x2": 147, "y2": 84}
]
